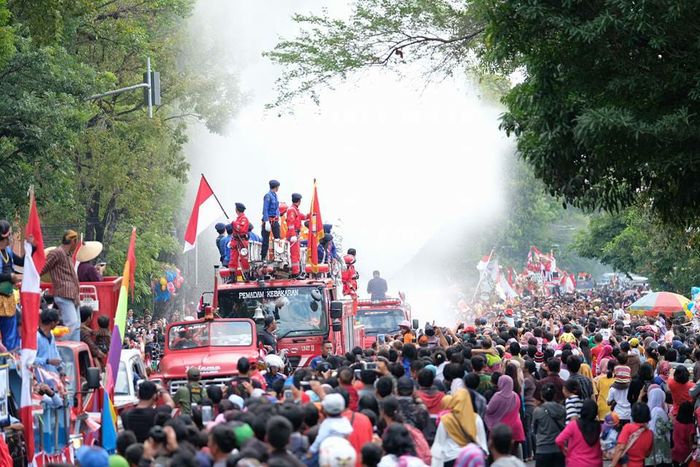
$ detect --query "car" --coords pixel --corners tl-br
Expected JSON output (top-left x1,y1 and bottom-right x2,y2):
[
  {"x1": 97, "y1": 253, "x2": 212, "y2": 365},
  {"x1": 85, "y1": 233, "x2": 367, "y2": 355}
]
[{"x1": 114, "y1": 349, "x2": 149, "y2": 411}]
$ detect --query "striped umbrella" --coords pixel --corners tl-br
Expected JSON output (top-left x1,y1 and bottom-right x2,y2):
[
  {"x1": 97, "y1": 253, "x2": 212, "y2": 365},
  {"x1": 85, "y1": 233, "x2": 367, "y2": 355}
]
[{"x1": 628, "y1": 291, "x2": 690, "y2": 317}]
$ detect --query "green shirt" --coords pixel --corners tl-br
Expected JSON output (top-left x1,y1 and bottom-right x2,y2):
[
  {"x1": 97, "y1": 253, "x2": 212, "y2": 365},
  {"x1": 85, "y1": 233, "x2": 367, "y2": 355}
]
[{"x1": 173, "y1": 383, "x2": 203, "y2": 416}]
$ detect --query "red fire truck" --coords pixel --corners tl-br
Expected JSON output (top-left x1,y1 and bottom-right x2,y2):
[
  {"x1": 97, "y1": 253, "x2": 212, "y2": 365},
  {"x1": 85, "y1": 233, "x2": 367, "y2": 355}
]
[
  {"x1": 355, "y1": 295, "x2": 413, "y2": 348},
  {"x1": 157, "y1": 318, "x2": 261, "y2": 391}
]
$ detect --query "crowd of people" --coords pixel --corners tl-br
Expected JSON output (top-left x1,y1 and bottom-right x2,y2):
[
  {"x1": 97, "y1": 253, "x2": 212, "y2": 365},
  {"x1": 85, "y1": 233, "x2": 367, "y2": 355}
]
[{"x1": 57, "y1": 285, "x2": 700, "y2": 467}]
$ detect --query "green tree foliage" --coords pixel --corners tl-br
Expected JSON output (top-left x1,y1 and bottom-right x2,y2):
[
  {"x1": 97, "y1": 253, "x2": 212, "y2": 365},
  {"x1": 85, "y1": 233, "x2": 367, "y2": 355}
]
[
  {"x1": 264, "y1": 0, "x2": 484, "y2": 108},
  {"x1": 0, "y1": 1, "x2": 241, "y2": 307},
  {"x1": 477, "y1": 0, "x2": 700, "y2": 223},
  {"x1": 574, "y1": 205, "x2": 700, "y2": 293}
]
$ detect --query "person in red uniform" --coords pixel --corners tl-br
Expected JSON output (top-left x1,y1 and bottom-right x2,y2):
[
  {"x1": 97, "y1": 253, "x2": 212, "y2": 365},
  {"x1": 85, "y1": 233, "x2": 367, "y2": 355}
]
[
  {"x1": 341, "y1": 248, "x2": 359, "y2": 297},
  {"x1": 286, "y1": 193, "x2": 306, "y2": 277},
  {"x1": 228, "y1": 203, "x2": 250, "y2": 281}
]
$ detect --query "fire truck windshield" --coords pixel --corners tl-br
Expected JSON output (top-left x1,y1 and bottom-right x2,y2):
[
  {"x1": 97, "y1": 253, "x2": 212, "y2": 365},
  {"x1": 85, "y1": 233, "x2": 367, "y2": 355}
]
[
  {"x1": 356, "y1": 309, "x2": 404, "y2": 335},
  {"x1": 218, "y1": 286, "x2": 327, "y2": 338},
  {"x1": 168, "y1": 321, "x2": 254, "y2": 349}
]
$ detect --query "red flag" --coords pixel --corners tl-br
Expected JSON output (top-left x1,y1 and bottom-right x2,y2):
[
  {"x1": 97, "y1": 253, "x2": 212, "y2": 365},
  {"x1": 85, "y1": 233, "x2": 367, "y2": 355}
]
[
  {"x1": 126, "y1": 227, "x2": 136, "y2": 297},
  {"x1": 20, "y1": 191, "x2": 44, "y2": 462},
  {"x1": 183, "y1": 175, "x2": 226, "y2": 252},
  {"x1": 307, "y1": 181, "x2": 324, "y2": 266},
  {"x1": 25, "y1": 193, "x2": 45, "y2": 272}
]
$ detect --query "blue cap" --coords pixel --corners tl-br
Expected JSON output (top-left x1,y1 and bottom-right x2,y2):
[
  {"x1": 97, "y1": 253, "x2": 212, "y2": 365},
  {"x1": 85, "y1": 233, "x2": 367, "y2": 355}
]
[
  {"x1": 215, "y1": 223, "x2": 226, "y2": 232},
  {"x1": 269, "y1": 179, "x2": 280, "y2": 188},
  {"x1": 225, "y1": 224, "x2": 233, "y2": 234},
  {"x1": 235, "y1": 202, "x2": 246, "y2": 212},
  {"x1": 76, "y1": 446, "x2": 109, "y2": 467},
  {"x1": 292, "y1": 193, "x2": 302, "y2": 203}
]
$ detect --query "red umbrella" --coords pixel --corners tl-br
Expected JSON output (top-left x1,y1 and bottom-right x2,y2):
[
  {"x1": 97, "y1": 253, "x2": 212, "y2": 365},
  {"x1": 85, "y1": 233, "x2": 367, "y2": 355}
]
[{"x1": 628, "y1": 291, "x2": 690, "y2": 317}]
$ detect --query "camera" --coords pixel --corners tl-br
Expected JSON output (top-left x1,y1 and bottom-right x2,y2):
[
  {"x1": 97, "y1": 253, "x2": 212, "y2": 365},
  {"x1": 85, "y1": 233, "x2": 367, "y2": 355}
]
[{"x1": 364, "y1": 362, "x2": 377, "y2": 371}]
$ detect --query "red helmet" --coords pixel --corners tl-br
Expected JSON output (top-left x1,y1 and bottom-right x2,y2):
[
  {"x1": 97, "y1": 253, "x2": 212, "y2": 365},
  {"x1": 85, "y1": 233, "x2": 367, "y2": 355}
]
[
  {"x1": 279, "y1": 202, "x2": 288, "y2": 215},
  {"x1": 343, "y1": 254, "x2": 355, "y2": 265}
]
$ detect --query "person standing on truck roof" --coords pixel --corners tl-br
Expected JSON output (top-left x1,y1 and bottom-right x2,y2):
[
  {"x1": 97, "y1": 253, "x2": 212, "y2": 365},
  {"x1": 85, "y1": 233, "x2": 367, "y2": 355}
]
[
  {"x1": 367, "y1": 270, "x2": 388, "y2": 301},
  {"x1": 40, "y1": 229, "x2": 81, "y2": 341},
  {"x1": 261, "y1": 179, "x2": 281, "y2": 261},
  {"x1": 214, "y1": 222, "x2": 226, "y2": 264},
  {"x1": 228, "y1": 203, "x2": 250, "y2": 281},
  {"x1": 173, "y1": 367, "x2": 203, "y2": 417},
  {"x1": 220, "y1": 224, "x2": 233, "y2": 268},
  {"x1": 76, "y1": 241, "x2": 105, "y2": 282},
  {"x1": 248, "y1": 224, "x2": 262, "y2": 243},
  {"x1": 286, "y1": 193, "x2": 306, "y2": 277}
]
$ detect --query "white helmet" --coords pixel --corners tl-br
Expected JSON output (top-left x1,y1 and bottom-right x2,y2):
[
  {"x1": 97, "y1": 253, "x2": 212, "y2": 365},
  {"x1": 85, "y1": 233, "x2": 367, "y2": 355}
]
[{"x1": 264, "y1": 354, "x2": 285, "y2": 369}]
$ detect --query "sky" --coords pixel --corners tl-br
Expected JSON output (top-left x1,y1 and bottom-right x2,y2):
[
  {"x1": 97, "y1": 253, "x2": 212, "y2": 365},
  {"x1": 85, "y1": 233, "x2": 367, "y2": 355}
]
[{"x1": 183, "y1": 1, "x2": 515, "y2": 313}]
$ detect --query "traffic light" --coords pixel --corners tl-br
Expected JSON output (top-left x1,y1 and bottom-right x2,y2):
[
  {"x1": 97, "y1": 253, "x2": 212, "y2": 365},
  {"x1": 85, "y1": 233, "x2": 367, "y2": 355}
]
[{"x1": 143, "y1": 71, "x2": 161, "y2": 107}]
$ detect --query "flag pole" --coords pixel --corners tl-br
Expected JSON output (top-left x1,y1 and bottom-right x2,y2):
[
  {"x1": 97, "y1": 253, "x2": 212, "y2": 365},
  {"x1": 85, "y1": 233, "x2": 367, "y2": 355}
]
[{"x1": 201, "y1": 173, "x2": 229, "y2": 219}]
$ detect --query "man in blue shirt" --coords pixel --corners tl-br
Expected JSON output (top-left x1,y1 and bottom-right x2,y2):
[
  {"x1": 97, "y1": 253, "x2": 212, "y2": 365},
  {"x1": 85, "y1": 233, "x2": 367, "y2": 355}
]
[
  {"x1": 214, "y1": 223, "x2": 226, "y2": 264},
  {"x1": 247, "y1": 224, "x2": 262, "y2": 243},
  {"x1": 36, "y1": 308, "x2": 63, "y2": 374},
  {"x1": 261, "y1": 179, "x2": 281, "y2": 261},
  {"x1": 219, "y1": 224, "x2": 233, "y2": 267}
]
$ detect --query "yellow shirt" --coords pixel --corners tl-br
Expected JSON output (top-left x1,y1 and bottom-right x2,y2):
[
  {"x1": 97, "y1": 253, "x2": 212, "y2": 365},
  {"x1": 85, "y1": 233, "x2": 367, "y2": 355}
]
[{"x1": 594, "y1": 374, "x2": 615, "y2": 420}]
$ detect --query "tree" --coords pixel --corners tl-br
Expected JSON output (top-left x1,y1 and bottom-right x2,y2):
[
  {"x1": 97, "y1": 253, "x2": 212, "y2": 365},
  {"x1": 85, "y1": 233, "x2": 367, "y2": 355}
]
[
  {"x1": 264, "y1": 0, "x2": 484, "y2": 108},
  {"x1": 268, "y1": 1, "x2": 700, "y2": 223},
  {"x1": 574, "y1": 204, "x2": 700, "y2": 293},
  {"x1": 0, "y1": 1, "x2": 242, "y2": 306}
]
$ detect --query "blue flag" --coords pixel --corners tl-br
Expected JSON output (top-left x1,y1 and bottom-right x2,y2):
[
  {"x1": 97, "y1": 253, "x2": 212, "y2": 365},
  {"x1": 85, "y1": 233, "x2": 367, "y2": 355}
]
[{"x1": 102, "y1": 391, "x2": 117, "y2": 453}]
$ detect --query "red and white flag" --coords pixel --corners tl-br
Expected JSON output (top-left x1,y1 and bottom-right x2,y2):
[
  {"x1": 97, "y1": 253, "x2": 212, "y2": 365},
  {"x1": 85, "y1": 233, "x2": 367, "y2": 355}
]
[
  {"x1": 183, "y1": 175, "x2": 226, "y2": 252},
  {"x1": 20, "y1": 191, "x2": 45, "y2": 463}
]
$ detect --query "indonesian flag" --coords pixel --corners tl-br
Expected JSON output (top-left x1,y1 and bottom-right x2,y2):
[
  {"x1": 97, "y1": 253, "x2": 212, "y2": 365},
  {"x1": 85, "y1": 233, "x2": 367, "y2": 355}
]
[
  {"x1": 20, "y1": 191, "x2": 45, "y2": 463},
  {"x1": 183, "y1": 175, "x2": 226, "y2": 252},
  {"x1": 307, "y1": 180, "x2": 324, "y2": 267}
]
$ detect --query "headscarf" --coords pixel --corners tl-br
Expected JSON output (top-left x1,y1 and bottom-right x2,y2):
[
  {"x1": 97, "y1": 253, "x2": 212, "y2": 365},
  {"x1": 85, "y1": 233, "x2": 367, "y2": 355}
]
[
  {"x1": 647, "y1": 386, "x2": 669, "y2": 434},
  {"x1": 598, "y1": 358, "x2": 611, "y2": 378},
  {"x1": 597, "y1": 345, "x2": 613, "y2": 372},
  {"x1": 484, "y1": 375, "x2": 518, "y2": 429},
  {"x1": 441, "y1": 389, "x2": 477, "y2": 446},
  {"x1": 454, "y1": 443, "x2": 486, "y2": 467}
]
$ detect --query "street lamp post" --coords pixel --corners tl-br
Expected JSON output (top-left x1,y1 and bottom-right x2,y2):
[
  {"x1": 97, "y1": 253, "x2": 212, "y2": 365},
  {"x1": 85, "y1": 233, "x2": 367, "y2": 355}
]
[{"x1": 88, "y1": 57, "x2": 161, "y2": 118}]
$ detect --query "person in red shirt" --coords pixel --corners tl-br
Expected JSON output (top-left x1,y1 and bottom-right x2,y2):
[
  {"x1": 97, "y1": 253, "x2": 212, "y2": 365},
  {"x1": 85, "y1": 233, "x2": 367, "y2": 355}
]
[
  {"x1": 612, "y1": 403, "x2": 653, "y2": 467},
  {"x1": 285, "y1": 193, "x2": 306, "y2": 277},
  {"x1": 338, "y1": 389, "x2": 373, "y2": 467},
  {"x1": 228, "y1": 203, "x2": 250, "y2": 280},
  {"x1": 589, "y1": 334, "x2": 604, "y2": 376},
  {"x1": 672, "y1": 402, "x2": 695, "y2": 465},
  {"x1": 668, "y1": 366, "x2": 694, "y2": 416}
]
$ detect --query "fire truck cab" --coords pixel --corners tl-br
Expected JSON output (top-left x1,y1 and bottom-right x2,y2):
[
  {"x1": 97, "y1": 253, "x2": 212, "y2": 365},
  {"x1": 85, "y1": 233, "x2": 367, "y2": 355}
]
[
  {"x1": 355, "y1": 296, "x2": 412, "y2": 348},
  {"x1": 209, "y1": 275, "x2": 361, "y2": 368},
  {"x1": 158, "y1": 318, "x2": 260, "y2": 392}
]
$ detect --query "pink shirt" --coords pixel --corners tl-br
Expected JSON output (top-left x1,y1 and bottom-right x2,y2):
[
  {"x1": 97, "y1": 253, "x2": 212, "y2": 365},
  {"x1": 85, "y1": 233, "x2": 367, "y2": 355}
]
[
  {"x1": 555, "y1": 421, "x2": 603, "y2": 467},
  {"x1": 499, "y1": 395, "x2": 525, "y2": 442}
]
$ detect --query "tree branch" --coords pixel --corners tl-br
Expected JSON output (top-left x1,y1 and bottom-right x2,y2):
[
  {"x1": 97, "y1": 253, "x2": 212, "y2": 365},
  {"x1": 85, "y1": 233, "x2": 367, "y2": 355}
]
[
  {"x1": 378, "y1": 29, "x2": 484, "y2": 65},
  {"x1": 163, "y1": 113, "x2": 201, "y2": 122}
]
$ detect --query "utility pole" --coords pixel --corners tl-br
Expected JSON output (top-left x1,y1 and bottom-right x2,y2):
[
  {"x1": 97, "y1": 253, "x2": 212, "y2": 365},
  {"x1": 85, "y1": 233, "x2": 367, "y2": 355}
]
[{"x1": 88, "y1": 58, "x2": 161, "y2": 118}]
